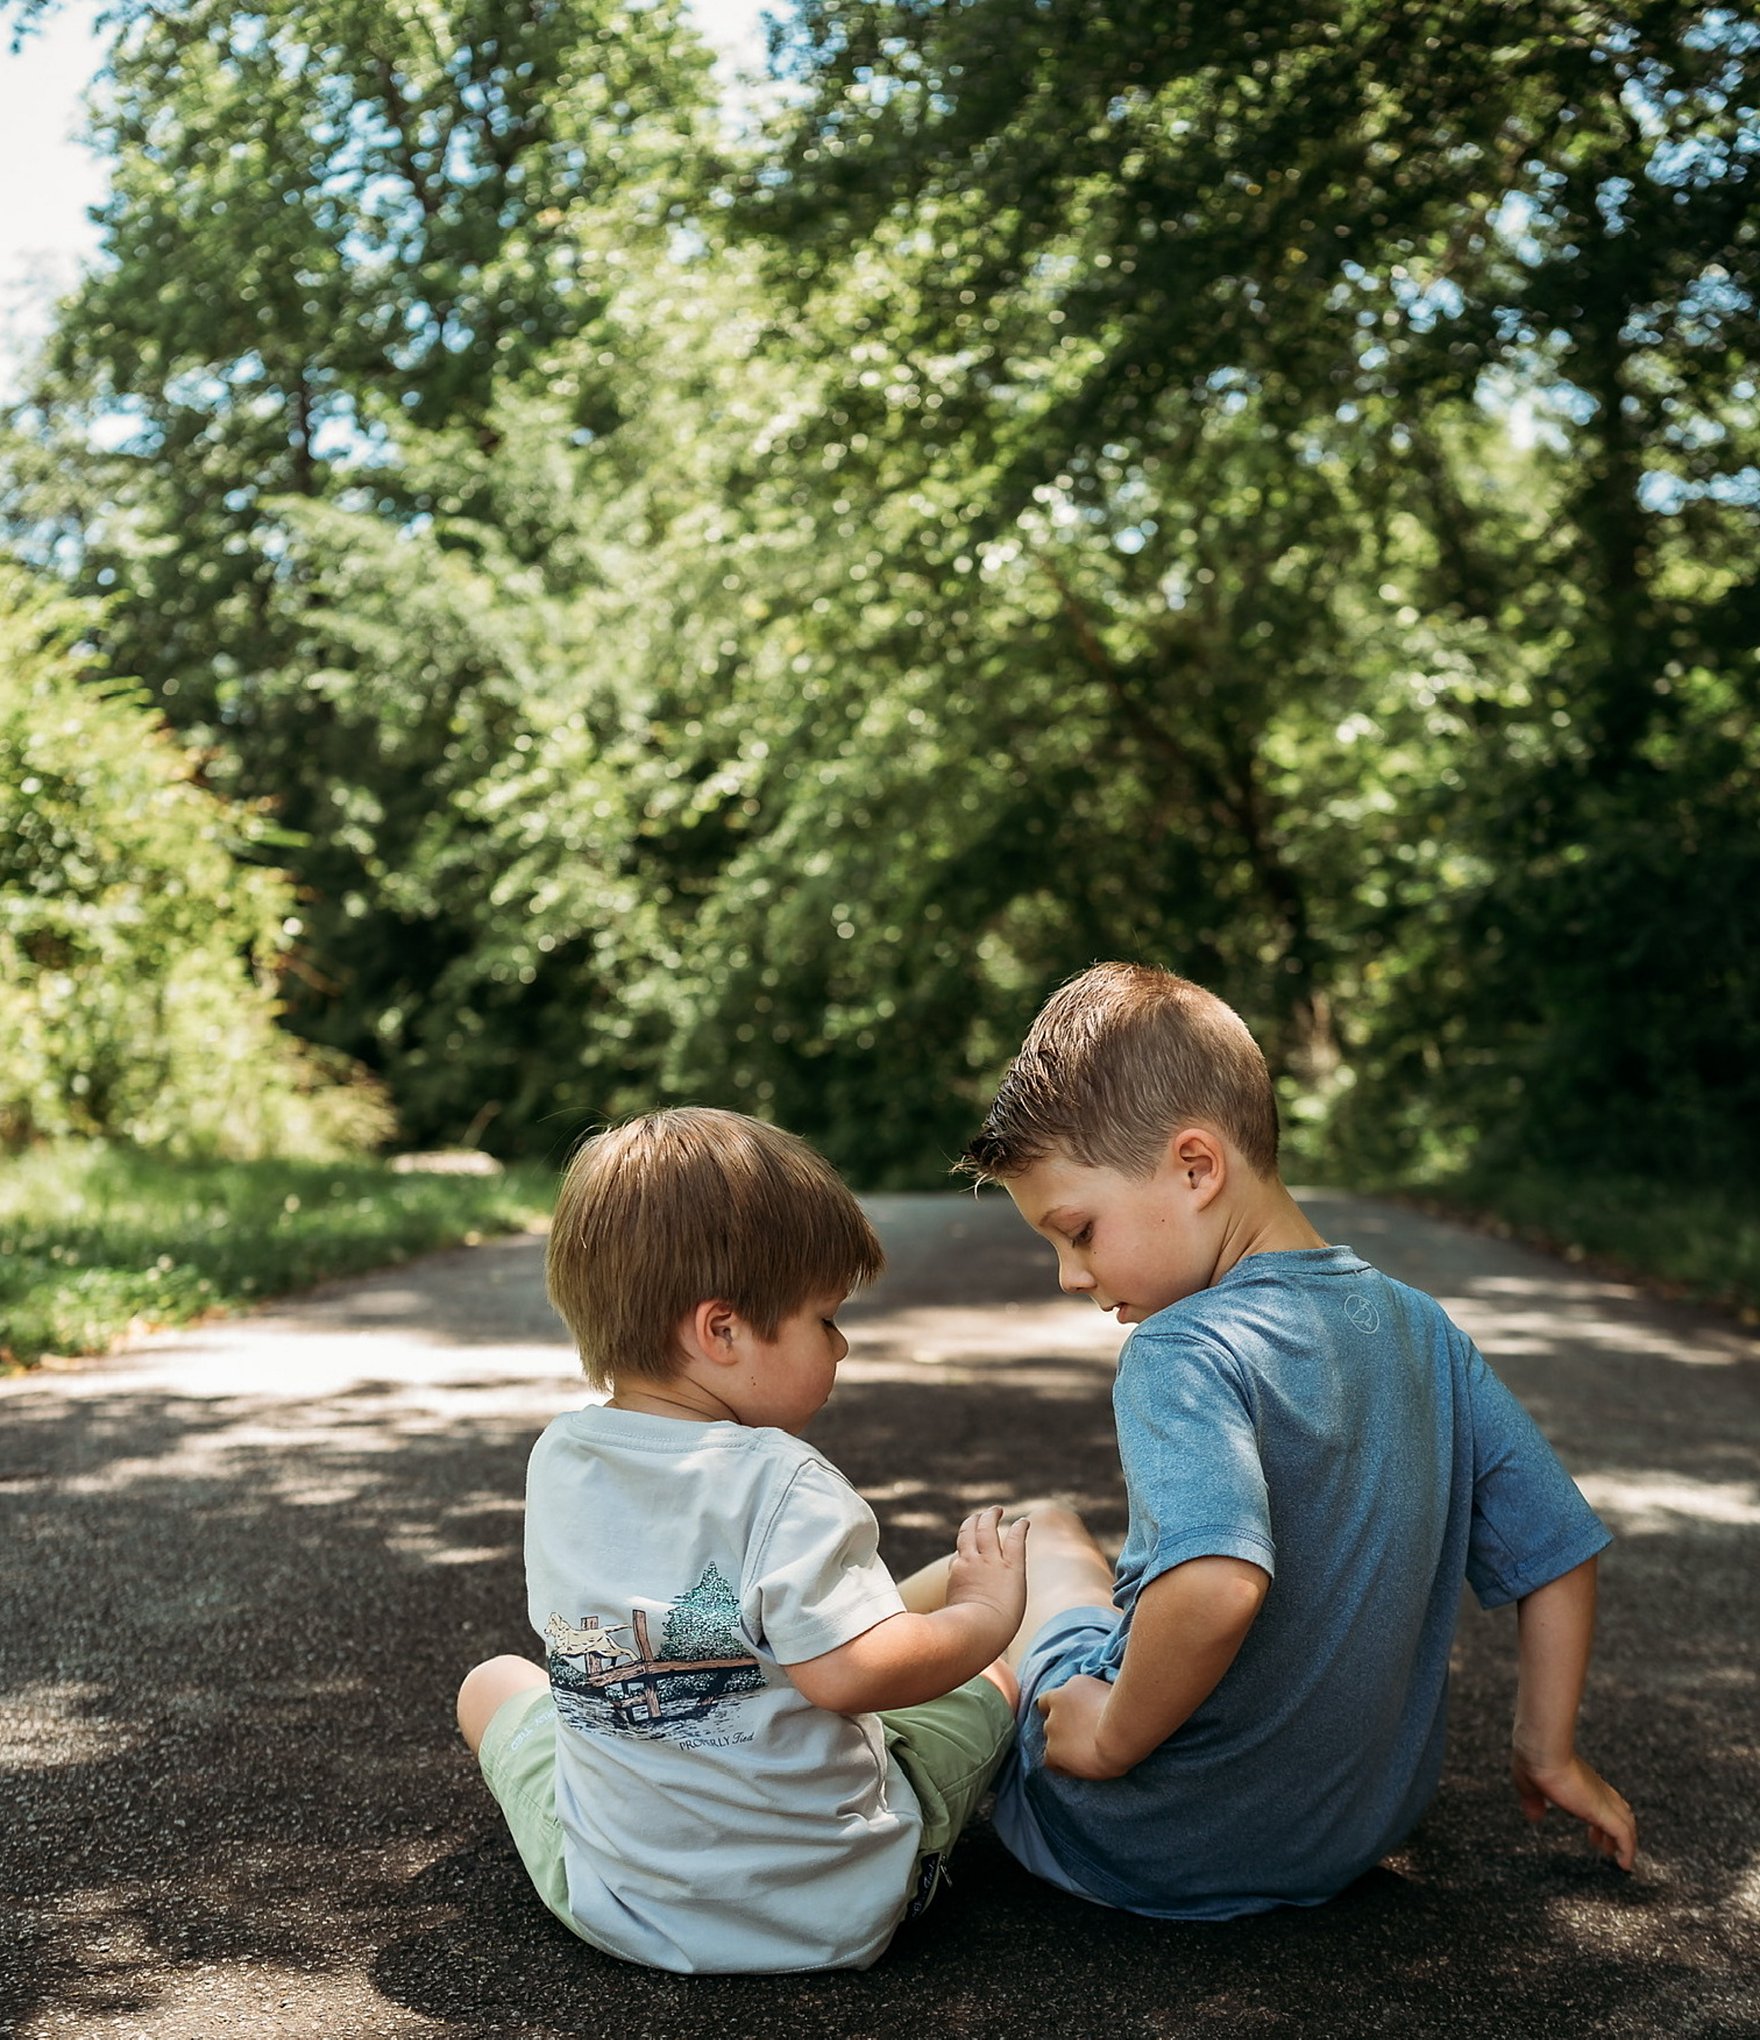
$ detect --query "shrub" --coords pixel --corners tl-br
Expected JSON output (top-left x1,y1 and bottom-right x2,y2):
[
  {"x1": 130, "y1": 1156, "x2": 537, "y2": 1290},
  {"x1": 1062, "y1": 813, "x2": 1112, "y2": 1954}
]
[{"x1": 0, "y1": 569, "x2": 391, "y2": 1157}]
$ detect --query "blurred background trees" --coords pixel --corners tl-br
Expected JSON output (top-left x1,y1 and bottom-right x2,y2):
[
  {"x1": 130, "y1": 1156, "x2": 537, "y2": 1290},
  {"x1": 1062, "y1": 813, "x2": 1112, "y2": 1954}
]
[
  {"x1": 2, "y1": 0, "x2": 1754, "y2": 1190},
  {"x1": 0, "y1": 564, "x2": 390, "y2": 1154}
]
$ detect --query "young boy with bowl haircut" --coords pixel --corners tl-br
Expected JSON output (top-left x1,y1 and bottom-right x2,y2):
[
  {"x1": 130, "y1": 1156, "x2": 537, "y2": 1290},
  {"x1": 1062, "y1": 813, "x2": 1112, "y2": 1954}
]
[
  {"x1": 456, "y1": 1108, "x2": 1027, "y2": 1974},
  {"x1": 962, "y1": 962, "x2": 1636, "y2": 1918}
]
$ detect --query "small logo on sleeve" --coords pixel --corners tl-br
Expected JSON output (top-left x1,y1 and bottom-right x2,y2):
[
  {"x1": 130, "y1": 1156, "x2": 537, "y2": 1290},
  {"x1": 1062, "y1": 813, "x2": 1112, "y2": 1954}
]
[{"x1": 1345, "y1": 1294, "x2": 1381, "y2": 1334}]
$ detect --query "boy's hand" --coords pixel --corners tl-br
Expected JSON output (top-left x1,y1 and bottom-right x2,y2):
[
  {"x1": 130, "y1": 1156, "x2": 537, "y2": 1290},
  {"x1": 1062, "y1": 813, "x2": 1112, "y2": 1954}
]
[
  {"x1": 1036, "y1": 1557, "x2": 1267, "y2": 1781},
  {"x1": 1037, "y1": 1674, "x2": 1126, "y2": 1779},
  {"x1": 1511, "y1": 1747, "x2": 1638, "y2": 1871},
  {"x1": 944, "y1": 1504, "x2": 1029, "y2": 1639},
  {"x1": 784, "y1": 1507, "x2": 1027, "y2": 1715}
]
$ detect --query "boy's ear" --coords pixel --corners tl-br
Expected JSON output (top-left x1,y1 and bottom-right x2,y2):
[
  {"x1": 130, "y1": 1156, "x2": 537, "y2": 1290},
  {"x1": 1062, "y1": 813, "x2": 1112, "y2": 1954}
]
[
  {"x1": 1167, "y1": 1125, "x2": 1227, "y2": 1208},
  {"x1": 681, "y1": 1299, "x2": 744, "y2": 1368}
]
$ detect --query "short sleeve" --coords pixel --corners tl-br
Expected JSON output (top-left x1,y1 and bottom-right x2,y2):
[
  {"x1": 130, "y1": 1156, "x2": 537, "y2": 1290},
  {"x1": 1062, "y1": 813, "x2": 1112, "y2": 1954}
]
[
  {"x1": 1464, "y1": 1343, "x2": 1611, "y2": 1609},
  {"x1": 743, "y1": 1455, "x2": 907, "y2": 1665},
  {"x1": 1115, "y1": 1327, "x2": 1276, "y2": 1588}
]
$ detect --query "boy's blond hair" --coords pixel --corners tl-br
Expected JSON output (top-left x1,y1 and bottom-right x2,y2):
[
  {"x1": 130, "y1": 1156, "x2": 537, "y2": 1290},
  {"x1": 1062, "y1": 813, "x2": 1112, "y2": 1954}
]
[
  {"x1": 959, "y1": 962, "x2": 1280, "y2": 1183},
  {"x1": 547, "y1": 1107, "x2": 886, "y2": 1390}
]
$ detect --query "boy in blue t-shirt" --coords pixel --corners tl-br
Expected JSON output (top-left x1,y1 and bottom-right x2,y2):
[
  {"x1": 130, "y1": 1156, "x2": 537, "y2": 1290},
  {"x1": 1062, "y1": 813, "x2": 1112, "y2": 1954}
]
[{"x1": 961, "y1": 962, "x2": 1636, "y2": 1918}]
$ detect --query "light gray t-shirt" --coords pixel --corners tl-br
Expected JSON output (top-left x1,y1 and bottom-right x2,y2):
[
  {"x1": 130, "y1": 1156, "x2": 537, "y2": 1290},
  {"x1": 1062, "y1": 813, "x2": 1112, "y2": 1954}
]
[
  {"x1": 1007, "y1": 1246, "x2": 1611, "y2": 1917},
  {"x1": 523, "y1": 1407, "x2": 925, "y2": 1972}
]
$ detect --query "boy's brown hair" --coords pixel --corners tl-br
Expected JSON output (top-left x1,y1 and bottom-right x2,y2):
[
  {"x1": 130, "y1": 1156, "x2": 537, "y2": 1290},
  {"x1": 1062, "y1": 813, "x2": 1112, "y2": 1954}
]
[
  {"x1": 547, "y1": 1107, "x2": 886, "y2": 1389},
  {"x1": 959, "y1": 962, "x2": 1280, "y2": 1183}
]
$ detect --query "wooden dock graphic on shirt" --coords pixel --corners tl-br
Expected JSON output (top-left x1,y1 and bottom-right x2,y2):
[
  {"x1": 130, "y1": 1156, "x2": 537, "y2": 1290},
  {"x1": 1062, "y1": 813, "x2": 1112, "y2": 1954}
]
[{"x1": 546, "y1": 1563, "x2": 765, "y2": 1738}]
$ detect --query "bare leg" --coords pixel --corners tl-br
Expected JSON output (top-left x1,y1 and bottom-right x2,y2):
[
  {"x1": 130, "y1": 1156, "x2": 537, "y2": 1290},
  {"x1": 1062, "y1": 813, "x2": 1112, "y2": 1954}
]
[
  {"x1": 456, "y1": 1654, "x2": 547, "y2": 1756},
  {"x1": 1004, "y1": 1499, "x2": 1116, "y2": 1672},
  {"x1": 894, "y1": 1552, "x2": 954, "y2": 1614}
]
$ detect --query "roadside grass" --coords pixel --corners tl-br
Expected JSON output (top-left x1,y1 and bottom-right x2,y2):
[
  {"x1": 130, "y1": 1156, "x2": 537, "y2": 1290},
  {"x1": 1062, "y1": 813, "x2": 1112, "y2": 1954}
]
[
  {"x1": 0, "y1": 1143, "x2": 556, "y2": 1372},
  {"x1": 1393, "y1": 1166, "x2": 1760, "y2": 1324}
]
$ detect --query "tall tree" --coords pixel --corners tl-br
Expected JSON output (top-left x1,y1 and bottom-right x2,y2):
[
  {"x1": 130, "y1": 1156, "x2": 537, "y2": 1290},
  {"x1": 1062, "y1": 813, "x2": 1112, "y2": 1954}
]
[
  {"x1": 6, "y1": 0, "x2": 1753, "y2": 1182},
  {"x1": 4, "y1": 0, "x2": 717, "y2": 1142},
  {"x1": 740, "y1": 0, "x2": 1760, "y2": 1173}
]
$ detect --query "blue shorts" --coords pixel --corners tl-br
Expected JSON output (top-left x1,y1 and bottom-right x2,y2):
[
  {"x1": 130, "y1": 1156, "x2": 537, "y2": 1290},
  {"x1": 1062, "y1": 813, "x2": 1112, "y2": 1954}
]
[{"x1": 990, "y1": 1603, "x2": 1122, "y2": 1904}]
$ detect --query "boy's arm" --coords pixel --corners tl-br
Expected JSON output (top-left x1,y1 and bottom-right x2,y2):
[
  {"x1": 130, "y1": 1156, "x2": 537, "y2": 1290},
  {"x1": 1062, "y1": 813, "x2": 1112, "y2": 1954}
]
[
  {"x1": 783, "y1": 1506, "x2": 1027, "y2": 1715},
  {"x1": 1510, "y1": 1556, "x2": 1637, "y2": 1869},
  {"x1": 1038, "y1": 1555, "x2": 1268, "y2": 1780}
]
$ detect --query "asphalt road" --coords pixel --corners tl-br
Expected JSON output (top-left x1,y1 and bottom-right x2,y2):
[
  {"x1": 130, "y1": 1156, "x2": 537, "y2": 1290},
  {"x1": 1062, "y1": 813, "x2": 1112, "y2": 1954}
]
[{"x1": 3, "y1": 1190, "x2": 1757, "y2": 2039}]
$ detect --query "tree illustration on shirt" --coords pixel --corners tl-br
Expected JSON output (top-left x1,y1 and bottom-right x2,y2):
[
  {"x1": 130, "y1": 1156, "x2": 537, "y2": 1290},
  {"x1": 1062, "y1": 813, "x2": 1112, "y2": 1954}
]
[
  {"x1": 662, "y1": 1563, "x2": 765, "y2": 1703},
  {"x1": 547, "y1": 1561, "x2": 766, "y2": 1738}
]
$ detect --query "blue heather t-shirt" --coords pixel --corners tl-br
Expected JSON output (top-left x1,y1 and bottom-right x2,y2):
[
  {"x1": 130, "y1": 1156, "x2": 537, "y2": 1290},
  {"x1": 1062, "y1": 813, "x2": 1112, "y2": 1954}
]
[{"x1": 1009, "y1": 1246, "x2": 1610, "y2": 1918}]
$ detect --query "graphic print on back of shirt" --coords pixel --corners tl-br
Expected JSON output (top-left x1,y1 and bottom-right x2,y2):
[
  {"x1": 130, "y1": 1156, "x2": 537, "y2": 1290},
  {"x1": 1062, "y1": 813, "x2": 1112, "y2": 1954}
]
[{"x1": 547, "y1": 1562, "x2": 765, "y2": 1741}]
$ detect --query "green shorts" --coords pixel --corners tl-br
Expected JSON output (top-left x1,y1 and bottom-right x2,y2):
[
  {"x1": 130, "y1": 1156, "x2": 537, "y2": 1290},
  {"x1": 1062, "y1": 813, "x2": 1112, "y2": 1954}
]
[{"x1": 478, "y1": 1671, "x2": 1015, "y2": 1940}]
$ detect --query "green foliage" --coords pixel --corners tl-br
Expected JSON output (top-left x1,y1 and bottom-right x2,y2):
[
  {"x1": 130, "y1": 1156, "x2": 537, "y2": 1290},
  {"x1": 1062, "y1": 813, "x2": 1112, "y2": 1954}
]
[
  {"x1": 1329, "y1": 661, "x2": 1760, "y2": 1183},
  {"x1": 2, "y1": 0, "x2": 715, "y2": 1146},
  {"x1": 0, "y1": 1142, "x2": 553, "y2": 1369},
  {"x1": 2, "y1": 0, "x2": 1755, "y2": 1210},
  {"x1": 744, "y1": 0, "x2": 1760, "y2": 1184},
  {"x1": 0, "y1": 568, "x2": 390, "y2": 1156}
]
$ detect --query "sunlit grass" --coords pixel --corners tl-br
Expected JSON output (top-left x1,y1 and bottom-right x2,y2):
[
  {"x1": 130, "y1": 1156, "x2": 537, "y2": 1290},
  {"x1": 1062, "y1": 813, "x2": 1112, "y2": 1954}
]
[
  {"x1": 1399, "y1": 1166, "x2": 1760, "y2": 1324},
  {"x1": 0, "y1": 1144, "x2": 555, "y2": 1371}
]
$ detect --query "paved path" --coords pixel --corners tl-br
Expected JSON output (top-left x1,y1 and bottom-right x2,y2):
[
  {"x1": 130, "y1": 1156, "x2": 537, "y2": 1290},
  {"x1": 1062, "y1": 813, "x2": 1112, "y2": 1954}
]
[{"x1": 3, "y1": 1192, "x2": 1756, "y2": 2039}]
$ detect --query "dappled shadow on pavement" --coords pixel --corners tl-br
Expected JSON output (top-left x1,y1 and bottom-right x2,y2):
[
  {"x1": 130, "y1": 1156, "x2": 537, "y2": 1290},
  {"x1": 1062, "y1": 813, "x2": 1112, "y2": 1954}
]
[{"x1": 2, "y1": 1193, "x2": 1757, "y2": 2038}]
